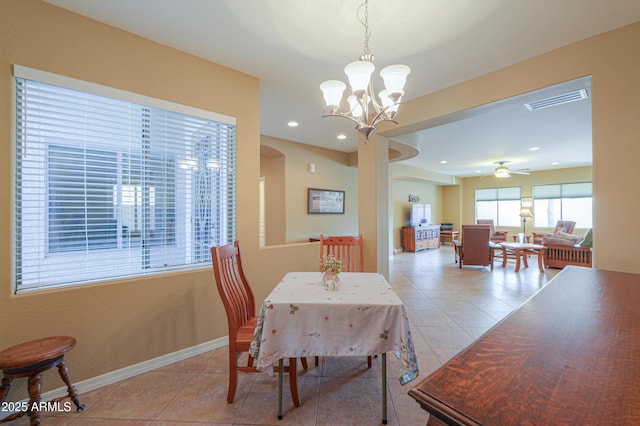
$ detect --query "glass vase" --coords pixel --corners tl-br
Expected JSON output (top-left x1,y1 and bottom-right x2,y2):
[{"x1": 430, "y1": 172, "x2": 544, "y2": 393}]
[{"x1": 322, "y1": 271, "x2": 340, "y2": 291}]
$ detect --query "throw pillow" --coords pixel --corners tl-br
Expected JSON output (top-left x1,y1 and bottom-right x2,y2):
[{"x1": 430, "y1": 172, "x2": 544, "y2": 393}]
[
  {"x1": 580, "y1": 228, "x2": 593, "y2": 247},
  {"x1": 543, "y1": 232, "x2": 581, "y2": 246}
]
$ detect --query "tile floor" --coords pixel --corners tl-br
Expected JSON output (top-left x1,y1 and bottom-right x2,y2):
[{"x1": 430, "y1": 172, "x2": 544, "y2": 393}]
[{"x1": 33, "y1": 245, "x2": 559, "y2": 425}]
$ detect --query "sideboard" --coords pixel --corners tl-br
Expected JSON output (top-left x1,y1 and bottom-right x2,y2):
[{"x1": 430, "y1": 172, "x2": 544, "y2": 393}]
[{"x1": 402, "y1": 225, "x2": 440, "y2": 252}]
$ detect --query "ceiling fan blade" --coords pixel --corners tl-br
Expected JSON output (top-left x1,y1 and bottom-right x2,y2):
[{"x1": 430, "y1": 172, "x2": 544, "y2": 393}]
[{"x1": 511, "y1": 170, "x2": 530, "y2": 175}]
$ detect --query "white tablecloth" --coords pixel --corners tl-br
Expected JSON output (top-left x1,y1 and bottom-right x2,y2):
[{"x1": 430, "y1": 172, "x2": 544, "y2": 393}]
[{"x1": 250, "y1": 272, "x2": 419, "y2": 385}]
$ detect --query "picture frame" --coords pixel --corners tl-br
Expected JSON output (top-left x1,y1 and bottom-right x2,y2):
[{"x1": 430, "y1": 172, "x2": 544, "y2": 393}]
[{"x1": 307, "y1": 188, "x2": 345, "y2": 214}]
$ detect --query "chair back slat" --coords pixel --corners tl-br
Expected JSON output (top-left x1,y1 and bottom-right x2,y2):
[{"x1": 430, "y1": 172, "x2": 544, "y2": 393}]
[
  {"x1": 319, "y1": 234, "x2": 363, "y2": 272},
  {"x1": 211, "y1": 241, "x2": 255, "y2": 338}
]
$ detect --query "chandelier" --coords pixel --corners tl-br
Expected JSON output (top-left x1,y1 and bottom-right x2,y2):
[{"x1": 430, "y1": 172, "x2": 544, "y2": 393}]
[{"x1": 319, "y1": 0, "x2": 410, "y2": 141}]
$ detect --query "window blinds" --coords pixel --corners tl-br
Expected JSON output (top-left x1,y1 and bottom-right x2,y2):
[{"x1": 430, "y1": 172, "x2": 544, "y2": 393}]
[
  {"x1": 533, "y1": 182, "x2": 592, "y2": 199},
  {"x1": 14, "y1": 66, "x2": 236, "y2": 292},
  {"x1": 476, "y1": 187, "x2": 521, "y2": 201}
]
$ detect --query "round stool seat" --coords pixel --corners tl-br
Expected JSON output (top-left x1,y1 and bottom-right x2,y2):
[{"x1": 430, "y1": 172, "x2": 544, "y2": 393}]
[
  {"x1": 0, "y1": 336, "x2": 76, "y2": 371},
  {"x1": 0, "y1": 336, "x2": 84, "y2": 425}
]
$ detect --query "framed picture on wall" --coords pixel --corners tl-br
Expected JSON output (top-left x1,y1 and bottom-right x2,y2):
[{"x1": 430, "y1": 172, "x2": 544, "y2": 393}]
[{"x1": 307, "y1": 188, "x2": 345, "y2": 214}]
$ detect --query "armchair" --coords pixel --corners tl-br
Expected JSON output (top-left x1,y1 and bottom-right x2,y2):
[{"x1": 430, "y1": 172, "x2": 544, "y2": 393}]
[
  {"x1": 476, "y1": 219, "x2": 508, "y2": 243},
  {"x1": 454, "y1": 224, "x2": 496, "y2": 270}
]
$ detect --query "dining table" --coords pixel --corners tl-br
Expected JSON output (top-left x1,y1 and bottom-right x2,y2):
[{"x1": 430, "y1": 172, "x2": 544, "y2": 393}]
[
  {"x1": 249, "y1": 271, "x2": 420, "y2": 424},
  {"x1": 408, "y1": 267, "x2": 640, "y2": 425}
]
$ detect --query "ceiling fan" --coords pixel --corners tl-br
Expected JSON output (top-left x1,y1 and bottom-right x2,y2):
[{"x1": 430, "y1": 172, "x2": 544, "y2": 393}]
[{"x1": 492, "y1": 161, "x2": 530, "y2": 178}]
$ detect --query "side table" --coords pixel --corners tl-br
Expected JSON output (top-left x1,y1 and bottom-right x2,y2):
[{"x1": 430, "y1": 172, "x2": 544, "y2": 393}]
[
  {"x1": 440, "y1": 231, "x2": 458, "y2": 245},
  {"x1": 0, "y1": 336, "x2": 85, "y2": 425}
]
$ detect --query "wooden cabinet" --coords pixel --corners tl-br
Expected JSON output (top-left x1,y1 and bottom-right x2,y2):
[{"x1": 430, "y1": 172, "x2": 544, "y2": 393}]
[{"x1": 402, "y1": 226, "x2": 440, "y2": 252}]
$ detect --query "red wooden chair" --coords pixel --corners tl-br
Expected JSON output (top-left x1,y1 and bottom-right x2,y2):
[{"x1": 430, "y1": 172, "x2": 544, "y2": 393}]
[
  {"x1": 318, "y1": 234, "x2": 372, "y2": 368},
  {"x1": 319, "y1": 234, "x2": 364, "y2": 272},
  {"x1": 211, "y1": 241, "x2": 301, "y2": 405}
]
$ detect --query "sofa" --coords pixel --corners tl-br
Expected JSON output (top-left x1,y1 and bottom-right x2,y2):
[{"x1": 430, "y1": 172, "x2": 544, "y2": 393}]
[{"x1": 543, "y1": 228, "x2": 593, "y2": 269}]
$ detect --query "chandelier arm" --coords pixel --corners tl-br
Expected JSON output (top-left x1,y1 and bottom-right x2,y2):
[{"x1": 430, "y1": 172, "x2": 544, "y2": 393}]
[
  {"x1": 321, "y1": 113, "x2": 365, "y2": 127},
  {"x1": 371, "y1": 116, "x2": 399, "y2": 127},
  {"x1": 368, "y1": 79, "x2": 384, "y2": 114},
  {"x1": 369, "y1": 102, "x2": 402, "y2": 125},
  {"x1": 356, "y1": 94, "x2": 370, "y2": 124}
]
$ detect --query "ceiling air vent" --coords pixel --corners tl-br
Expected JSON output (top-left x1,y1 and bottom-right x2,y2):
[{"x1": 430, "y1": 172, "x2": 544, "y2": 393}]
[{"x1": 524, "y1": 89, "x2": 588, "y2": 111}]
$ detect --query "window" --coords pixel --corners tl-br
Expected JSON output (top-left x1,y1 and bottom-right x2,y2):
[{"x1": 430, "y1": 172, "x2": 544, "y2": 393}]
[
  {"x1": 14, "y1": 66, "x2": 236, "y2": 292},
  {"x1": 476, "y1": 187, "x2": 521, "y2": 227},
  {"x1": 533, "y1": 182, "x2": 592, "y2": 228}
]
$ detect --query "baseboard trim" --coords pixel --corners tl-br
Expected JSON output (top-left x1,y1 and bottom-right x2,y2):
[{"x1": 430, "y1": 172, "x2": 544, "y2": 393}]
[{"x1": 39, "y1": 337, "x2": 228, "y2": 402}]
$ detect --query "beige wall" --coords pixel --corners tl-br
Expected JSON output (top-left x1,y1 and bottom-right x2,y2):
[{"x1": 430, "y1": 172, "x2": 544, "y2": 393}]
[
  {"x1": 0, "y1": 0, "x2": 319, "y2": 399},
  {"x1": 460, "y1": 166, "x2": 593, "y2": 238},
  {"x1": 260, "y1": 136, "x2": 359, "y2": 243},
  {"x1": 260, "y1": 149, "x2": 286, "y2": 245},
  {"x1": 380, "y1": 22, "x2": 640, "y2": 273},
  {"x1": 442, "y1": 186, "x2": 463, "y2": 232},
  {"x1": 2, "y1": 0, "x2": 639, "y2": 400},
  {"x1": 390, "y1": 180, "x2": 443, "y2": 251}
]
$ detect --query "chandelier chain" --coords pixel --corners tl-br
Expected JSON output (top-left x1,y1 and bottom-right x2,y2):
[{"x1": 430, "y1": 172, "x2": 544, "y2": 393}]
[{"x1": 359, "y1": 0, "x2": 372, "y2": 60}]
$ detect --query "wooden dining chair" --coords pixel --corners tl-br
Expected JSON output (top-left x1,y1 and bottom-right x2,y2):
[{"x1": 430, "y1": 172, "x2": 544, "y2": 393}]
[
  {"x1": 318, "y1": 234, "x2": 372, "y2": 368},
  {"x1": 211, "y1": 241, "x2": 301, "y2": 405},
  {"x1": 319, "y1": 234, "x2": 364, "y2": 272}
]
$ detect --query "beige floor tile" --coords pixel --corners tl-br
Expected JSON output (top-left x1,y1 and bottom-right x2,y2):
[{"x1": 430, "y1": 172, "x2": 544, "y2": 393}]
[
  {"x1": 59, "y1": 246, "x2": 557, "y2": 425},
  {"x1": 316, "y1": 376, "x2": 399, "y2": 426},
  {"x1": 234, "y1": 375, "x2": 319, "y2": 425},
  {"x1": 155, "y1": 372, "x2": 254, "y2": 423},
  {"x1": 83, "y1": 371, "x2": 192, "y2": 420}
]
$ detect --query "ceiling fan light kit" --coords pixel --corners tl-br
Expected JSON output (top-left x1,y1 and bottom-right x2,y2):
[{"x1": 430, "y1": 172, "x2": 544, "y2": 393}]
[
  {"x1": 319, "y1": 0, "x2": 410, "y2": 141},
  {"x1": 492, "y1": 161, "x2": 530, "y2": 178}
]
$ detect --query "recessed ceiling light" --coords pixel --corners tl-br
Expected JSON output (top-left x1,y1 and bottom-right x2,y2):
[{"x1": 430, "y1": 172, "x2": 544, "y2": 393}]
[
  {"x1": 287, "y1": 121, "x2": 299, "y2": 127},
  {"x1": 440, "y1": 160, "x2": 448, "y2": 164},
  {"x1": 337, "y1": 134, "x2": 347, "y2": 140},
  {"x1": 529, "y1": 147, "x2": 540, "y2": 151},
  {"x1": 551, "y1": 161, "x2": 560, "y2": 165},
  {"x1": 475, "y1": 170, "x2": 481, "y2": 173}
]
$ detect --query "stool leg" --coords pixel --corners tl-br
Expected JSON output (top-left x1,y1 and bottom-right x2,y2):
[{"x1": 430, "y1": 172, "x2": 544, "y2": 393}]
[
  {"x1": 56, "y1": 360, "x2": 85, "y2": 411},
  {"x1": 0, "y1": 375, "x2": 12, "y2": 403},
  {"x1": 27, "y1": 373, "x2": 42, "y2": 426}
]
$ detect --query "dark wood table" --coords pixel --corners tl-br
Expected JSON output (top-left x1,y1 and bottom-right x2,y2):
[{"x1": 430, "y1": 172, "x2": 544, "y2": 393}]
[{"x1": 409, "y1": 267, "x2": 640, "y2": 425}]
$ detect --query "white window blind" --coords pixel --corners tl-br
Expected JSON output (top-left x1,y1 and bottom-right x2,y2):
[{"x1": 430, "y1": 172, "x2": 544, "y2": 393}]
[
  {"x1": 14, "y1": 66, "x2": 236, "y2": 292},
  {"x1": 533, "y1": 182, "x2": 592, "y2": 199},
  {"x1": 533, "y1": 182, "x2": 593, "y2": 228},
  {"x1": 476, "y1": 187, "x2": 521, "y2": 201},
  {"x1": 475, "y1": 187, "x2": 522, "y2": 227}
]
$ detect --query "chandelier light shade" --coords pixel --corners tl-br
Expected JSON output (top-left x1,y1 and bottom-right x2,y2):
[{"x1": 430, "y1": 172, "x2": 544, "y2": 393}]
[{"x1": 319, "y1": 0, "x2": 410, "y2": 140}]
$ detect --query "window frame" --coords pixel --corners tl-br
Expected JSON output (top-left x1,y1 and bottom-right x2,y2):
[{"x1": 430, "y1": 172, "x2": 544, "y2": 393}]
[
  {"x1": 532, "y1": 182, "x2": 593, "y2": 228},
  {"x1": 475, "y1": 186, "x2": 522, "y2": 227},
  {"x1": 13, "y1": 65, "x2": 237, "y2": 293}
]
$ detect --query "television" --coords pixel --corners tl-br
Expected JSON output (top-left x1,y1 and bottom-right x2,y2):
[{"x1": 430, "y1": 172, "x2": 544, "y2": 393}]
[{"x1": 411, "y1": 203, "x2": 432, "y2": 226}]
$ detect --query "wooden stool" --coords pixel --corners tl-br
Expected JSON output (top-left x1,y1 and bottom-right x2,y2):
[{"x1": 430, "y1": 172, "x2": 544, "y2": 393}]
[{"x1": 0, "y1": 336, "x2": 85, "y2": 425}]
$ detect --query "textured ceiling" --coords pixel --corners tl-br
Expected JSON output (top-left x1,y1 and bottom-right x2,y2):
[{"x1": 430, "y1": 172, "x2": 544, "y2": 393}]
[{"x1": 45, "y1": 0, "x2": 640, "y2": 176}]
